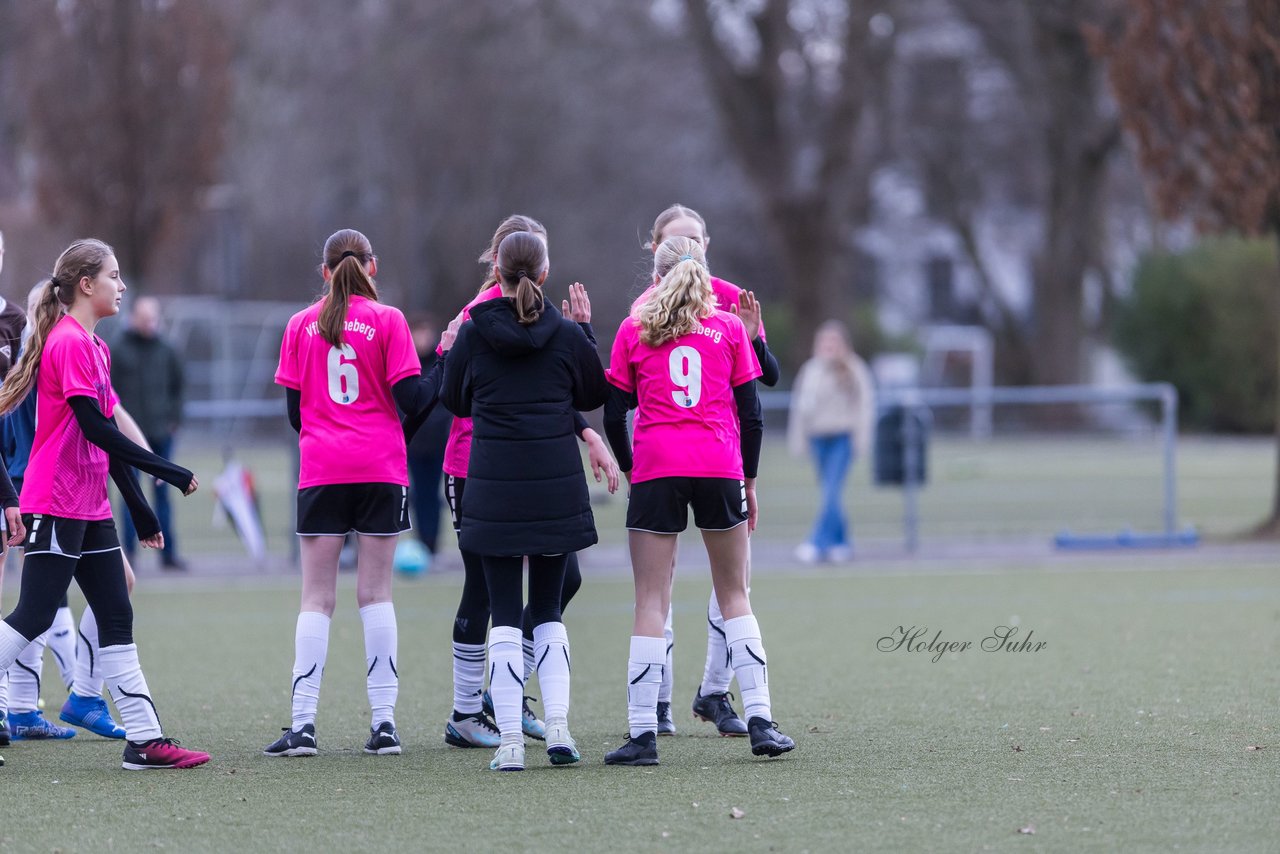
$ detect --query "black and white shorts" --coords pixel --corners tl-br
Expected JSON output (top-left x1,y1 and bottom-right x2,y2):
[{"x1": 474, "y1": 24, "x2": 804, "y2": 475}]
[
  {"x1": 22, "y1": 514, "x2": 121, "y2": 558},
  {"x1": 625, "y1": 477, "x2": 748, "y2": 534},
  {"x1": 296, "y1": 483, "x2": 411, "y2": 537}
]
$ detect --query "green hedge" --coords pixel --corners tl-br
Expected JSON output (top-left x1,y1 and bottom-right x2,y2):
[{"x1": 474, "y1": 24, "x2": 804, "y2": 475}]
[{"x1": 1113, "y1": 237, "x2": 1278, "y2": 432}]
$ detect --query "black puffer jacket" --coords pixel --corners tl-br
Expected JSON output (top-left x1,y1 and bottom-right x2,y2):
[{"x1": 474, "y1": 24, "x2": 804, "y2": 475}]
[{"x1": 441, "y1": 297, "x2": 610, "y2": 556}]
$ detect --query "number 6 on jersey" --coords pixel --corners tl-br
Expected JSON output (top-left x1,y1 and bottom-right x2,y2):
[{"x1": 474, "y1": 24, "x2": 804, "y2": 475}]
[
  {"x1": 669, "y1": 346, "x2": 702, "y2": 408},
  {"x1": 327, "y1": 344, "x2": 359, "y2": 404}
]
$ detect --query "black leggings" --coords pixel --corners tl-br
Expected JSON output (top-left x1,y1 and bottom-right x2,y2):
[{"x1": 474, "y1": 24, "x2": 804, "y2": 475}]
[
  {"x1": 5, "y1": 550, "x2": 133, "y2": 646},
  {"x1": 481, "y1": 554, "x2": 568, "y2": 630},
  {"x1": 452, "y1": 550, "x2": 582, "y2": 645}
]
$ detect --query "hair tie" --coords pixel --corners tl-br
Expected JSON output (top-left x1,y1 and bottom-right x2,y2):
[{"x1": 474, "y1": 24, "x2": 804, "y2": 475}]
[
  {"x1": 340, "y1": 250, "x2": 359, "y2": 261},
  {"x1": 678, "y1": 253, "x2": 695, "y2": 262},
  {"x1": 49, "y1": 276, "x2": 62, "y2": 290},
  {"x1": 516, "y1": 269, "x2": 529, "y2": 280}
]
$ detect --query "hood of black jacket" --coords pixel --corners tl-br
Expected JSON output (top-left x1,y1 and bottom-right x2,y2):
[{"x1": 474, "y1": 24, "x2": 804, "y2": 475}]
[{"x1": 468, "y1": 297, "x2": 562, "y2": 356}]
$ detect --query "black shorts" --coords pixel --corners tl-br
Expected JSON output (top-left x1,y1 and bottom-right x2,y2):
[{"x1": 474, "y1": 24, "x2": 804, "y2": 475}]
[
  {"x1": 22, "y1": 514, "x2": 121, "y2": 558},
  {"x1": 296, "y1": 483, "x2": 411, "y2": 536},
  {"x1": 446, "y1": 475, "x2": 466, "y2": 534},
  {"x1": 625, "y1": 477, "x2": 747, "y2": 534}
]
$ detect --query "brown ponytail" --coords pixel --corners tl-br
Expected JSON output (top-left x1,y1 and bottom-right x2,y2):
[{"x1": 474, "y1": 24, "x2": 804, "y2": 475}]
[
  {"x1": 318, "y1": 229, "x2": 377, "y2": 347},
  {"x1": 0, "y1": 239, "x2": 113, "y2": 415},
  {"x1": 477, "y1": 214, "x2": 547, "y2": 293},
  {"x1": 496, "y1": 231, "x2": 548, "y2": 326}
]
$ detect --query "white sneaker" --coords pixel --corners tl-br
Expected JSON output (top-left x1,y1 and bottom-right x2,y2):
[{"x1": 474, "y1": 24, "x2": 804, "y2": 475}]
[
  {"x1": 794, "y1": 543, "x2": 822, "y2": 564},
  {"x1": 544, "y1": 718, "x2": 580, "y2": 765},
  {"x1": 489, "y1": 742, "x2": 525, "y2": 771}
]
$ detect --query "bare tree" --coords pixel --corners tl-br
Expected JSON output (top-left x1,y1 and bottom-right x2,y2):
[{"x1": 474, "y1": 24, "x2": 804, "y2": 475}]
[
  {"x1": 8, "y1": 0, "x2": 231, "y2": 287},
  {"x1": 1098, "y1": 0, "x2": 1280, "y2": 532},
  {"x1": 946, "y1": 0, "x2": 1121, "y2": 386},
  {"x1": 682, "y1": 0, "x2": 897, "y2": 364}
]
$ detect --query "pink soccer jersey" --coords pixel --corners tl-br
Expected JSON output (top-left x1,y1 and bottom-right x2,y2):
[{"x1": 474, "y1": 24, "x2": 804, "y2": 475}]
[
  {"x1": 631, "y1": 277, "x2": 767, "y2": 341},
  {"x1": 441, "y1": 284, "x2": 502, "y2": 478},
  {"x1": 608, "y1": 309, "x2": 762, "y2": 483},
  {"x1": 21, "y1": 315, "x2": 120, "y2": 519},
  {"x1": 275, "y1": 295, "x2": 421, "y2": 488}
]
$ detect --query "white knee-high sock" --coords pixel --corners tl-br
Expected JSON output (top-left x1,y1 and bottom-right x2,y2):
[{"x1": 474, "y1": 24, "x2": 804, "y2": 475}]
[
  {"x1": 724, "y1": 614, "x2": 771, "y2": 722},
  {"x1": 701, "y1": 589, "x2": 732, "y2": 694},
  {"x1": 452, "y1": 641, "x2": 486, "y2": 715},
  {"x1": 9, "y1": 633, "x2": 47, "y2": 713},
  {"x1": 522, "y1": 635, "x2": 536, "y2": 684},
  {"x1": 533, "y1": 622, "x2": 570, "y2": 724},
  {"x1": 71, "y1": 606, "x2": 104, "y2": 699},
  {"x1": 627, "y1": 635, "x2": 666, "y2": 739},
  {"x1": 47, "y1": 607, "x2": 77, "y2": 690},
  {"x1": 0, "y1": 621, "x2": 30, "y2": 672},
  {"x1": 291, "y1": 611, "x2": 330, "y2": 730},
  {"x1": 487, "y1": 626, "x2": 524, "y2": 748},
  {"x1": 658, "y1": 606, "x2": 674, "y2": 703},
  {"x1": 0, "y1": 623, "x2": 27, "y2": 712},
  {"x1": 99, "y1": 643, "x2": 162, "y2": 743},
  {"x1": 360, "y1": 603, "x2": 398, "y2": 728}
]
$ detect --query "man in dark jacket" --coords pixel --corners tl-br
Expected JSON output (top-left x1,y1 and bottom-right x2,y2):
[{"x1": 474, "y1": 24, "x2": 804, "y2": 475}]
[{"x1": 111, "y1": 296, "x2": 186, "y2": 569}]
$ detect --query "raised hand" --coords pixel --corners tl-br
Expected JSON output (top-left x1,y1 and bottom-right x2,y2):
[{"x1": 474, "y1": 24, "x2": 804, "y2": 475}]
[
  {"x1": 562, "y1": 282, "x2": 591, "y2": 323},
  {"x1": 730, "y1": 290, "x2": 762, "y2": 341},
  {"x1": 441, "y1": 313, "x2": 464, "y2": 352}
]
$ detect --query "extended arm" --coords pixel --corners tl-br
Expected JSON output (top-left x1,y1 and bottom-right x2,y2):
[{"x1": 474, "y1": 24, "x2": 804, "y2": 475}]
[
  {"x1": 397, "y1": 358, "x2": 447, "y2": 442},
  {"x1": 602, "y1": 385, "x2": 637, "y2": 474},
  {"x1": 110, "y1": 454, "x2": 160, "y2": 541},
  {"x1": 68, "y1": 396, "x2": 194, "y2": 492}
]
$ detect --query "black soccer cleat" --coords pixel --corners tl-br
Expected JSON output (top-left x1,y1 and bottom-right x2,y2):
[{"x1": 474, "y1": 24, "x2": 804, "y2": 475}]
[
  {"x1": 263, "y1": 724, "x2": 318, "y2": 757},
  {"x1": 604, "y1": 731, "x2": 659, "y2": 766},
  {"x1": 748, "y1": 717, "x2": 795, "y2": 758},
  {"x1": 364, "y1": 721, "x2": 402, "y2": 755},
  {"x1": 656, "y1": 701, "x2": 676, "y2": 736},
  {"x1": 691, "y1": 689, "x2": 748, "y2": 736}
]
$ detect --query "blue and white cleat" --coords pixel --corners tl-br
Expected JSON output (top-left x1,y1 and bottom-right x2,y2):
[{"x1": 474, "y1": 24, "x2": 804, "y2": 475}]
[
  {"x1": 59, "y1": 693, "x2": 127, "y2": 739},
  {"x1": 482, "y1": 690, "x2": 546, "y2": 741},
  {"x1": 8, "y1": 710, "x2": 76, "y2": 740}
]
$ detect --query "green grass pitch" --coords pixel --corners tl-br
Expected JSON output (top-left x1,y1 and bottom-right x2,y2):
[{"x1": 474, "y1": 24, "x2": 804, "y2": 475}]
[{"x1": 2, "y1": 557, "x2": 1277, "y2": 853}]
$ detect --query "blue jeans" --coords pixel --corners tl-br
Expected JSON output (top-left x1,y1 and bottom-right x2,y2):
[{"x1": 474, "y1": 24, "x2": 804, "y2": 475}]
[
  {"x1": 120, "y1": 434, "x2": 178, "y2": 564},
  {"x1": 808, "y1": 433, "x2": 854, "y2": 551}
]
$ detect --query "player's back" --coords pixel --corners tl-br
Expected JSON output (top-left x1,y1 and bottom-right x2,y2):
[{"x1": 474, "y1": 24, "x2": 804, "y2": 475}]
[{"x1": 279, "y1": 295, "x2": 420, "y2": 487}]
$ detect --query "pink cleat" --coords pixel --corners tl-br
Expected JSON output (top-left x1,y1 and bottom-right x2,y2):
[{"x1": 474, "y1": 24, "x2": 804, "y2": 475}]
[{"x1": 121, "y1": 737, "x2": 211, "y2": 770}]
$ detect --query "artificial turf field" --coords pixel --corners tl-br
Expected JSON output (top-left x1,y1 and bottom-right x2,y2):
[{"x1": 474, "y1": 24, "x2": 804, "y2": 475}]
[{"x1": 1, "y1": 554, "x2": 1277, "y2": 853}]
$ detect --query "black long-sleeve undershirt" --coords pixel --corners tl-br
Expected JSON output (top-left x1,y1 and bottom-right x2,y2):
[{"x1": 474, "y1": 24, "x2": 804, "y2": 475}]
[
  {"x1": 0, "y1": 451, "x2": 16, "y2": 510},
  {"x1": 68, "y1": 396, "x2": 194, "y2": 492},
  {"x1": 286, "y1": 359, "x2": 461, "y2": 444},
  {"x1": 110, "y1": 453, "x2": 160, "y2": 541},
  {"x1": 753, "y1": 336, "x2": 781, "y2": 387}
]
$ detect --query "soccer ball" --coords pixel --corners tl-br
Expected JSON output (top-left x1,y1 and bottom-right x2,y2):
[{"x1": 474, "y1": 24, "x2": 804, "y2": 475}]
[{"x1": 394, "y1": 539, "x2": 430, "y2": 576}]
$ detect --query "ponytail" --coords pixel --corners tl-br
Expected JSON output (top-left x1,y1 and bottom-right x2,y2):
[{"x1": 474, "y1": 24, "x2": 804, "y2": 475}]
[
  {"x1": 0, "y1": 281, "x2": 62, "y2": 415},
  {"x1": 478, "y1": 214, "x2": 547, "y2": 294},
  {"x1": 634, "y1": 236, "x2": 714, "y2": 347},
  {"x1": 495, "y1": 231, "x2": 548, "y2": 326},
  {"x1": 0, "y1": 238, "x2": 114, "y2": 415},
  {"x1": 318, "y1": 230, "x2": 378, "y2": 347}
]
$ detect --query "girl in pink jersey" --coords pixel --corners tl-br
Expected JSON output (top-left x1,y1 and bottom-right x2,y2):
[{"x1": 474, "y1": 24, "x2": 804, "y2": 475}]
[
  {"x1": 603, "y1": 236, "x2": 794, "y2": 765},
  {"x1": 267, "y1": 228, "x2": 452, "y2": 759},
  {"x1": 441, "y1": 215, "x2": 617, "y2": 751},
  {"x1": 0, "y1": 239, "x2": 209, "y2": 771},
  {"x1": 611, "y1": 204, "x2": 782, "y2": 738}
]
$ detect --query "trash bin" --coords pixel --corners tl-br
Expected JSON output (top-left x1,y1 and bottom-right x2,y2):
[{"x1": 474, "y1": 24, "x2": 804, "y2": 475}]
[{"x1": 874, "y1": 404, "x2": 929, "y2": 485}]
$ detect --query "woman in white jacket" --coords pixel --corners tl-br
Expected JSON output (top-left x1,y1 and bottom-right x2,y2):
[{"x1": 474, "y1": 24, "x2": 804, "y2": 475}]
[{"x1": 787, "y1": 321, "x2": 875, "y2": 562}]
